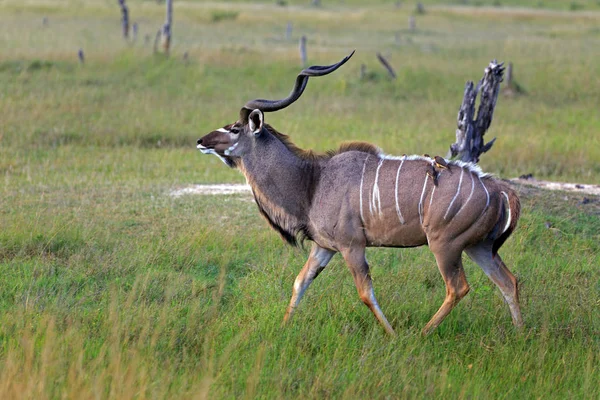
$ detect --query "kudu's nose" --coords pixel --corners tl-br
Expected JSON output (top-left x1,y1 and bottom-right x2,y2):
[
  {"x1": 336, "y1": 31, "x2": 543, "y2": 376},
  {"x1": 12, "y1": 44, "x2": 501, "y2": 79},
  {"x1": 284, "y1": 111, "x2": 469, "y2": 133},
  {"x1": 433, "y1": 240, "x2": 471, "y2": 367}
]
[{"x1": 197, "y1": 138, "x2": 203, "y2": 145}]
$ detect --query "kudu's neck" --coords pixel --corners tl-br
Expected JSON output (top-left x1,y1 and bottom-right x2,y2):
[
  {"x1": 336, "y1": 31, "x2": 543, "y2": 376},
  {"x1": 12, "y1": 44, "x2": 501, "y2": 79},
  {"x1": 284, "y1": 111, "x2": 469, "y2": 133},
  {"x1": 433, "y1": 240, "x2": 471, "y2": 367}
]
[{"x1": 237, "y1": 132, "x2": 319, "y2": 245}]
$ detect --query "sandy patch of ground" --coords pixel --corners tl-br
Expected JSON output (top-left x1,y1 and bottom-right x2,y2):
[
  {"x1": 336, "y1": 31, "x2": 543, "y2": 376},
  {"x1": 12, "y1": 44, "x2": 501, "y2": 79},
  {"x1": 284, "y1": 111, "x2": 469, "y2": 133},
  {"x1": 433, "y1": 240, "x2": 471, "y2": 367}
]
[
  {"x1": 170, "y1": 184, "x2": 251, "y2": 197},
  {"x1": 511, "y1": 178, "x2": 600, "y2": 197}
]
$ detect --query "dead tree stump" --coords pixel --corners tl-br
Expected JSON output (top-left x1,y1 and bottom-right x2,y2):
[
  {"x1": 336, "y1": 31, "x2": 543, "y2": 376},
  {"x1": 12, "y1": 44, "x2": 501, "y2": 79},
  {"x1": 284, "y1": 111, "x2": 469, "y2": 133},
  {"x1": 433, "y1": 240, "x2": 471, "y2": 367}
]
[
  {"x1": 448, "y1": 60, "x2": 504, "y2": 163},
  {"x1": 408, "y1": 16, "x2": 416, "y2": 31},
  {"x1": 502, "y1": 62, "x2": 525, "y2": 97},
  {"x1": 154, "y1": 0, "x2": 172, "y2": 55},
  {"x1": 162, "y1": 0, "x2": 173, "y2": 54},
  {"x1": 118, "y1": 0, "x2": 129, "y2": 39},
  {"x1": 299, "y1": 36, "x2": 307, "y2": 66}
]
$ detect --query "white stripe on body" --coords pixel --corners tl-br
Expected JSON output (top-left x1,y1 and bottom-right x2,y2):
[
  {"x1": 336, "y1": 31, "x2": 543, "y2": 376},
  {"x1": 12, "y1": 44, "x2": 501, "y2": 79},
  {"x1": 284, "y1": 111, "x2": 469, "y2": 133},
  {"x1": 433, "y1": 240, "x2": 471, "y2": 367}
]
[
  {"x1": 394, "y1": 157, "x2": 406, "y2": 224},
  {"x1": 371, "y1": 159, "x2": 384, "y2": 217},
  {"x1": 359, "y1": 156, "x2": 369, "y2": 224},
  {"x1": 428, "y1": 171, "x2": 443, "y2": 210},
  {"x1": 479, "y1": 175, "x2": 490, "y2": 211},
  {"x1": 455, "y1": 171, "x2": 475, "y2": 216},
  {"x1": 444, "y1": 168, "x2": 464, "y2": 220},
  {"x1": 418, "y1": 174, "x2": 429, "y2": 225},
  {"x1": 501, "y1": 191, "x2": 511, "y2": 234}
]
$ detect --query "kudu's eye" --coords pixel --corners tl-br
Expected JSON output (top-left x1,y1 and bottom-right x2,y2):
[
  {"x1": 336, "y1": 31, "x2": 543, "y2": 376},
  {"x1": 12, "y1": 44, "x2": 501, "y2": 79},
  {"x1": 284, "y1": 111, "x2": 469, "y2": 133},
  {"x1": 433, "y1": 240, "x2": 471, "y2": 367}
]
[{"x1": 230, "y1": 127, "x2": 240, "y2": 134}]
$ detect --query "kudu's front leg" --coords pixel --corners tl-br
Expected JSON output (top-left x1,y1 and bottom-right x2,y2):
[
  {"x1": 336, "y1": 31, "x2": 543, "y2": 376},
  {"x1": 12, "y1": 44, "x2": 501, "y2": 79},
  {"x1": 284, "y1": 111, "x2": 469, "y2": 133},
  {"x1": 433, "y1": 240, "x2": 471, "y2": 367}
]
[
  {"x1": 283, "y1": 243, "x2": 335, "y2": 323},
  {"x1": 341, "y1": 247, "x2": 396, "y2": 336}
]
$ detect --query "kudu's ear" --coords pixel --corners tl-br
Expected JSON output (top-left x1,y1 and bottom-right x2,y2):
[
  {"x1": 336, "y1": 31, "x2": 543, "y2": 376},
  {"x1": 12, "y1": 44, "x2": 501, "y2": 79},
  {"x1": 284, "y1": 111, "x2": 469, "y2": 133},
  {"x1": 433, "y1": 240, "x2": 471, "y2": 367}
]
[{"x1": 248, "y1": 109, "x2": 264, "y2": 136}]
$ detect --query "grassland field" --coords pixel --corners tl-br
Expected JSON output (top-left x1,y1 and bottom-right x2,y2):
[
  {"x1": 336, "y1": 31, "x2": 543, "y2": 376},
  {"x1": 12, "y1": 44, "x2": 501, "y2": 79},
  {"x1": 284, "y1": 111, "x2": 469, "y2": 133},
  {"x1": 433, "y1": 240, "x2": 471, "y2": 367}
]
[{"x1": 1, "y1": 0, "x2": 599, "y2": 398}]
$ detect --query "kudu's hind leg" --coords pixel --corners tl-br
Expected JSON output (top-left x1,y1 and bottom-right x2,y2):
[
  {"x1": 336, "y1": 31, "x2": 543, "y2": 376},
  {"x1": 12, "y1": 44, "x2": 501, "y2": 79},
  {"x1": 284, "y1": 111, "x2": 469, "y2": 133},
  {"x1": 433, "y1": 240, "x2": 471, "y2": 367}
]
[
  {"x1": 422, "y1": 248, "x2": 470, "y2": 336},
  {"x1": 465, "y1": 242, "x2": 523, "y2": 329},
  {"x1": 284, "y1": 243, "x2": 335, "y2": 323},
  {"x1": 341, "y1": 247, "x2": 396, "y2": 336}
]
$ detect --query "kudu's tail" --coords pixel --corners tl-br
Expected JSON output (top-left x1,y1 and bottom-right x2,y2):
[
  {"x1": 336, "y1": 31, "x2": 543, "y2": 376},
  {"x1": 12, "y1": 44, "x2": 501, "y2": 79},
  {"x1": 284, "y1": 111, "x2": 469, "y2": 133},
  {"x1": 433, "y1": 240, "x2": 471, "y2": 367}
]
[{"x1": 491, "y1": 183, "x2": 521, "y2": 256}]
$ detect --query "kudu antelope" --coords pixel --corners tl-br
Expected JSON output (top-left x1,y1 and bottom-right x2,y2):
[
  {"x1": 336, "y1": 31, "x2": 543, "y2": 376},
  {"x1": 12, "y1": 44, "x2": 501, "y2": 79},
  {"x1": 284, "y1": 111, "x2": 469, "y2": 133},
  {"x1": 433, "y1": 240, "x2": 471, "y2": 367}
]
[{"x1": 197, "y1": 51, "x2": 522, "y2": 335}]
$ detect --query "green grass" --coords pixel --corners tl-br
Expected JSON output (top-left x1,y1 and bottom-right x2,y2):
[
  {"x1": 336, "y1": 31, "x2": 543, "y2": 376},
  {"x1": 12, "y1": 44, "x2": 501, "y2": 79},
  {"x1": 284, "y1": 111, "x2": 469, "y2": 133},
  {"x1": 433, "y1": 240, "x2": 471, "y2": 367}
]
[{"x1": 1, "y1": 1, "x2": 599, "y2": 398}]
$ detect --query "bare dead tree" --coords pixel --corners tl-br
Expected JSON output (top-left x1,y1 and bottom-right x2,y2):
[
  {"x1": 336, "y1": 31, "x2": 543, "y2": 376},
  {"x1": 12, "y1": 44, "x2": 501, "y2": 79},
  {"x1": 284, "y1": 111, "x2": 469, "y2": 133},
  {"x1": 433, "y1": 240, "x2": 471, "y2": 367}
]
[
  {"x1": 153, "y1": 29, "x2": 161, "y2": 54},
  {"x1": 154, "y1": 0, "x2": 172, "y2": 55},
  {"x1": 118, "y1": 0, "x2": 129, "y2": 39},
  {"x1": 449, "y1": 60, "x2": 504, "y2": 163},
  {"x1": 506, "y1": 62, "x2": 513, "y2": 86},
  {"x1": 408, "y1": 15, "x2": 416, "y2": 31},
  {"x1": 132, "y1": 22, "x2": 138, "y2": 42},
  {"x1": 502, "y1": 62, "x2": 525, "y2": 97},
  {"x1": 376, "y1": 53, "x2": 396, "y2": 79},
  {"x1": 162, "y1": 0, "x2": 173, "y2": 54}
]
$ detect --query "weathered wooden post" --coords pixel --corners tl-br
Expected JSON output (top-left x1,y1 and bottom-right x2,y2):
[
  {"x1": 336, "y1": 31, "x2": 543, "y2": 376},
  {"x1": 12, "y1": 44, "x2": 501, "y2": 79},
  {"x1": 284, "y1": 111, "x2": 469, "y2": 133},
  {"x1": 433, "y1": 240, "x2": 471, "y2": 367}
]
[
  {"x1": 408, "y1": 15, "x2": 416, "y2": 31},
  {"x1": 377, "y1": 53, "x2": 397, "y2": 79},
  {"x1": 118, "y1": 0, "x2": 129, "y2": 39},
  {"x1": 78, "y1": 49, "x2": 85, "y2": 64},
  {"x1": 299, "y1": 35, "x2": 307, "y2": 66},
  {"x1": 132, "y1": 22, "x2": 138, "y2": 42},
  {"x1": 448, "y1": 60, "x2": 505, "y2": 163},
  {"x1": 501, "y1": 61, "x2": 524, "y2": 96},
  {"x1": 162, "y1": 0, "x2": 173, "y2": 54},
  {"x1": 286, "y1": 21, "x2": 293, "y2": 41},
  {"x1": 416, "y1": 2, "x2": 425, "y2": 14},
  {"x1": 360, "y1": 64, "x2": 367, "y2": 80},
  {"x1": 153, "y1": 29, "x2": 161, "y2": 54},
  {"x1": 42, "y1": 16, "x2": 48, "y2": 26},
  {"x1": 505, "y1": 62, "x2": 513, "y2": 86}
]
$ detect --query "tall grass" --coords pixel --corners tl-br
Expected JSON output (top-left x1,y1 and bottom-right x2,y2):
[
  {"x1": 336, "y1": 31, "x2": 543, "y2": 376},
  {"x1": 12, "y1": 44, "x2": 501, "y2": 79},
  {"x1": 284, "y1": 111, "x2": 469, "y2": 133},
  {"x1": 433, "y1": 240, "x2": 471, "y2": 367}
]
[{"x1": 1, "y1": 1, "x2": 599, "y2": 398}]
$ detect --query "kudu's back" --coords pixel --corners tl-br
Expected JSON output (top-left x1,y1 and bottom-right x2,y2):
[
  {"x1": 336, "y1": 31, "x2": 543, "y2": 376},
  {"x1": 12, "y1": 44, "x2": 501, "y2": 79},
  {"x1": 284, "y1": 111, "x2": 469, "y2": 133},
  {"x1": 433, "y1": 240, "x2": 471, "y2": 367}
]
[{"x1": 310, "y1": 150, "x2": 520, "y2": 255}]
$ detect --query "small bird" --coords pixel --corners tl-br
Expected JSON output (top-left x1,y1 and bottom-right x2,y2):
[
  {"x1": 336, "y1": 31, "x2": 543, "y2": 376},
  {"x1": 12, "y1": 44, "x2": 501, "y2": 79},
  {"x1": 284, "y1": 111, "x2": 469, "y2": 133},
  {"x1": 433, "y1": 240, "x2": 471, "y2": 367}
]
[
  {"x1": 423, "y1": 153, "x2": 431, "y2": 159},
  {"x1": 434, "y1": 155, "x2": 449, "y2": 170},
  {"x1": 427, "y1": 168, "x2": 439, "y2": 186}
]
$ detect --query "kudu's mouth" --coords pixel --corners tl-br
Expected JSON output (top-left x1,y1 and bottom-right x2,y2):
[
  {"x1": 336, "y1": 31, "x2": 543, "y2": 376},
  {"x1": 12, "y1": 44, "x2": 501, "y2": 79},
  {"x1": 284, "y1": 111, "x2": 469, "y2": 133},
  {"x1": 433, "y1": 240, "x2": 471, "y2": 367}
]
[
  {"x1": 196, "y1": 143, "x2": 214, "y2": 155},
  {"x1": 196, "y1": 140, "x2": 236, "y2": 167}
]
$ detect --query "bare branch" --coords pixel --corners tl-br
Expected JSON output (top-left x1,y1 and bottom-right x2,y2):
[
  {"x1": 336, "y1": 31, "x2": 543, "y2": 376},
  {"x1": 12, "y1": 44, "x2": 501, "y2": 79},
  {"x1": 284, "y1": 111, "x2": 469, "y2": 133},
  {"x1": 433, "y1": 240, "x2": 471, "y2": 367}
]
[
  {"x1": 376, "y1": 53, "x2": 397, "y2": 80},
  {"x1": 449, "y1": 60, "x2": 504, "y2": 163},
  {"x1": 118, "y1": 0, "x2": 129, "y2": 39}
]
